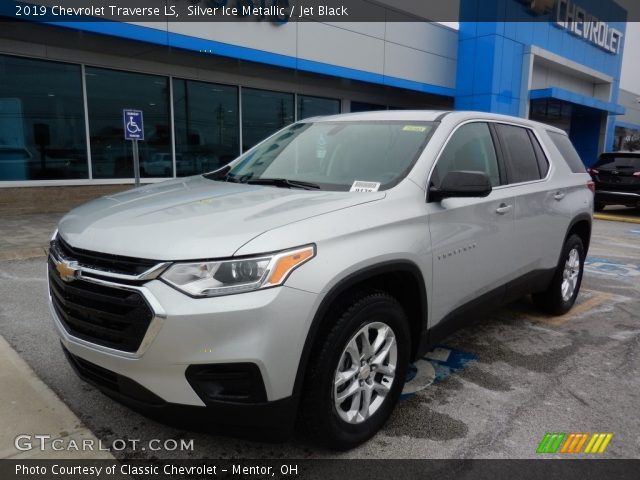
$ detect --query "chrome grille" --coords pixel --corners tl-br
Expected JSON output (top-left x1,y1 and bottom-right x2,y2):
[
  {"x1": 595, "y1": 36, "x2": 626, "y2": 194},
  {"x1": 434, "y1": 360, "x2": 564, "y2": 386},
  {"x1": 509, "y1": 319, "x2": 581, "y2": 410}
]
[{"x1": 48, "y1": 257, "x2": 154, "y2": 353}]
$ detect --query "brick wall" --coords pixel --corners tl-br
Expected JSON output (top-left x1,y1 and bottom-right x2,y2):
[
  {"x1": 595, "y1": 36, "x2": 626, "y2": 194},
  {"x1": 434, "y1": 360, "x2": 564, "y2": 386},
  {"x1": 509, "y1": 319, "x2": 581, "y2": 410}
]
[{"x1": 0, "y1": 185, "x2": 132, "y2": 216}]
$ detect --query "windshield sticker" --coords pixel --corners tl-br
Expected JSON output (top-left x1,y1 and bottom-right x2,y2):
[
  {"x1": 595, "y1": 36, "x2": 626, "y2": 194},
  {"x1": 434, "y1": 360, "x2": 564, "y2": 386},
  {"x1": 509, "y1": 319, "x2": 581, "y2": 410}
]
[
  {"x1": 316, "y1": 135, "x2": 327, "y2": 159},
  {"x1": 350, "y1": 181, "x2": 381, "y2": 193},
  {"x1": 402, "y1": 125, "x2": 427, "y2": 132}
]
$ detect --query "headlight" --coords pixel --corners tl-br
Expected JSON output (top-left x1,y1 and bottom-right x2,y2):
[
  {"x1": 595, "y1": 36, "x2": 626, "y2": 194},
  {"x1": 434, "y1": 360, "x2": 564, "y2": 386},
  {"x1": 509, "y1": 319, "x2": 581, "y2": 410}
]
[{"x1": 161, "y1": 245, "x2": 315, "y2": 297}]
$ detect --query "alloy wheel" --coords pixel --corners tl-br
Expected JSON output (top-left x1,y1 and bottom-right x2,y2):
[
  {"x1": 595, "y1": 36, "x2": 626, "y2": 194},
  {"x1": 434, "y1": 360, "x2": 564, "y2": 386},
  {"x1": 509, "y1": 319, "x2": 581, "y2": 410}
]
[
  {"x1": 333, "y1": 322, "x2": 397, "y2": 424},
  {"x1": 561, "y1": 248, "x2": 580, "y2": 302}
]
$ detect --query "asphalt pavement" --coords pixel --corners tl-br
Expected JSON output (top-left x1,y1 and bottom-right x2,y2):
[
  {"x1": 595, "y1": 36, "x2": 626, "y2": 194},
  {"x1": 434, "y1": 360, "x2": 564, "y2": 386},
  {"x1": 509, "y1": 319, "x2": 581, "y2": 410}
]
[{"x1": 0, "y1": 218, "x2": 638, "y2": 459}]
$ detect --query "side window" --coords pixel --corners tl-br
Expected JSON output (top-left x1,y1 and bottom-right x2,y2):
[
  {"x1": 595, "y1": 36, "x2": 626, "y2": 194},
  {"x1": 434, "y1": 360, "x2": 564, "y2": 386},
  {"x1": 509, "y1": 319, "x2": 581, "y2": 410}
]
[
  {"x1": 547, "y1": 131, "x2": 586, "y2": 173},
  {"x1": 432, "y1": 122, "x2": 501, "y2": 187},
  {"x1": 528, "y1": 130, "x2": 550, "y2": 178},
  {"x1": 495, "y1": 124, "x2": 541, "y2": 183}
]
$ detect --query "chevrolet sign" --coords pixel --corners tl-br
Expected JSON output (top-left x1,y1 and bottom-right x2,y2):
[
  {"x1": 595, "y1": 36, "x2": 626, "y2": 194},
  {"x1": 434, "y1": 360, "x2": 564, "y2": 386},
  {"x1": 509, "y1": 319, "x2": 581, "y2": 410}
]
[
  {"x1": 520, "y1": 0, "x2": 624, "y2": 55},
  {"x1": 555, "y1": 0, "x2": 623, "y2": 55}
]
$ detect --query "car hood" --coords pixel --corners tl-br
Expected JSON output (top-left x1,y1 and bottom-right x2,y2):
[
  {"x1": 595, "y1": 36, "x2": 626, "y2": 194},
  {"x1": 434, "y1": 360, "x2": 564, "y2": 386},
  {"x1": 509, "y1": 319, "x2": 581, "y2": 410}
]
[{"x1": 58, "y1": 176, "x2": 385, "y2": 260}]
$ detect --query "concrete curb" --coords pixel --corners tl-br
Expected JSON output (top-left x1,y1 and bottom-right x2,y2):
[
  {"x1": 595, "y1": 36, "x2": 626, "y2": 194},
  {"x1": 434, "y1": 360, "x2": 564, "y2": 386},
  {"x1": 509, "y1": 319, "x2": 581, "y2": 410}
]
[
  {"x1": 0, "y1": 335, "x2": 115, "y2": 460},
  {"x1": 0, "y1": 247, "x2": 48, "y2": 262},
  {"x1": 594, "y1": 213, "x2": 640, "y2": 224}
]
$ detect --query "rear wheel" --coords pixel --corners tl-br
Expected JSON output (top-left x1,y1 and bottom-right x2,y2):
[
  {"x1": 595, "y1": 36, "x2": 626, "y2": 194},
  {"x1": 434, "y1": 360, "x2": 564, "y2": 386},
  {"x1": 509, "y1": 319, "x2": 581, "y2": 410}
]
[
  {"x1": 533, "y1": 234, "x2": 585, "y2": 315},
  {"x1": 299, "y1": 291, "x2": 410, "y2": 450}
]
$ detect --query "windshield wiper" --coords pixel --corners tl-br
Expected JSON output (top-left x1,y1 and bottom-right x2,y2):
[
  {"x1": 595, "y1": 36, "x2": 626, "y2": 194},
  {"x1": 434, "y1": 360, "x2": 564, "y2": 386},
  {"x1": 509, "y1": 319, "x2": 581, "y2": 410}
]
[
  {"x1": 223, "y1": 174, "x2": 244, "y2": 183},
  {"x1": 215, "y1": 173, "x2": 251, "y2": 183},
  {"x1": 246, "y1": 178, "x2": 321, "y2": 190},
  {"x1": 203, "y1": 165, "x2": 231, "y2": 180}
]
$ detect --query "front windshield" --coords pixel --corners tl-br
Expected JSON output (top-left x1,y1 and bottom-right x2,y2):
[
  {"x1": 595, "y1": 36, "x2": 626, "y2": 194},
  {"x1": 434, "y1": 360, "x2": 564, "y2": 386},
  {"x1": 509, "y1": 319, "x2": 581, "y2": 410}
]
[{"x1": 215, "y1": 121, "x2": 436, "y2": 191}]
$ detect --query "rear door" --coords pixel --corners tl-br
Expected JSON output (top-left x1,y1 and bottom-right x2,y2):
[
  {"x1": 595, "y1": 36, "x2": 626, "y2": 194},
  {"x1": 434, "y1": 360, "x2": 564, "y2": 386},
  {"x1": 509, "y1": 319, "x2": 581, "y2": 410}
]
[
  {"x1": 427, "y1": 122, "x2": 516, "y2": 325},
  {"x1": 493, "y1": 124, "x2": 570, "y2": 282}
]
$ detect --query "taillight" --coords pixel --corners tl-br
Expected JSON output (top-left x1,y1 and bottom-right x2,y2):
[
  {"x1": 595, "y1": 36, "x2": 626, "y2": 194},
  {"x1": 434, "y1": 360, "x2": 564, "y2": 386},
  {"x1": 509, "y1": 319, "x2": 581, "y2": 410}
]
[
  {"x1": 587, "y1": 181, "x2": 596, "y2": 193},
  {"x1": 586, "y1": 168, "x2": 599, "y2": 175},
  {"x1": 633, "y1": 172, "x2": 640, "y2": 177}
]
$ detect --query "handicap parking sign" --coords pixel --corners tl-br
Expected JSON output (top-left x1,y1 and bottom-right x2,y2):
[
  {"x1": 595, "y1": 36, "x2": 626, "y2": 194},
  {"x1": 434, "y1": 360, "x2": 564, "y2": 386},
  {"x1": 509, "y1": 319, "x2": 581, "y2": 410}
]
[{"x1": 123, "y1": 109, "x2": 144, "y2": 140}]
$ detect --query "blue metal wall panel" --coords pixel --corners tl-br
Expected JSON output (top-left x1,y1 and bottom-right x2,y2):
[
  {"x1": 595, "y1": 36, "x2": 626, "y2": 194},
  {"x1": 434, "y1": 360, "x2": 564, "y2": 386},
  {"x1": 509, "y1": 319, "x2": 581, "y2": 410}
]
[
  {"x1": 12, "y1": 10, "x2": 457, "y2": 99},
  {"x1": 570, "y1": 106, "x2": 605, "y2": 166},
  {"x1": 457, "y1": 0, "x2": 627, "y2": 158}
]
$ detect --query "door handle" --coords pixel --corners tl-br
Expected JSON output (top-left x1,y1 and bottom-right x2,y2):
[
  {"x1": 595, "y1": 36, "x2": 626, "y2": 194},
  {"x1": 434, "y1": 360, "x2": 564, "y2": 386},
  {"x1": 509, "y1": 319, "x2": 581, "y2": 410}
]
[
  {"x1": 496, "y1": 203, "x2": 512, "y2": 215},
  {"x1": 554, "y1": 191, "x2": 566, "y2": 201}
]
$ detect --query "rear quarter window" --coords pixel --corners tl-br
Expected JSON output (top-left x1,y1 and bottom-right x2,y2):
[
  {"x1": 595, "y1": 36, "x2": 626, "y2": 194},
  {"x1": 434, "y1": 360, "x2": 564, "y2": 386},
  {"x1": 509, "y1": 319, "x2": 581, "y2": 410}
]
[{"x1": 547, "y1": 131, "x2": 586, "y2": 173}]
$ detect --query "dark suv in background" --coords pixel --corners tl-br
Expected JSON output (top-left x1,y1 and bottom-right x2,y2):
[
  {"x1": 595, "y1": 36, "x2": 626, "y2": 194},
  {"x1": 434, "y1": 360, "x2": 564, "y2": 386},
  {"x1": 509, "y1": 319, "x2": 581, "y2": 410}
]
[{"x1": 588, "y1": 152, "x2": 640, "y2": 211}]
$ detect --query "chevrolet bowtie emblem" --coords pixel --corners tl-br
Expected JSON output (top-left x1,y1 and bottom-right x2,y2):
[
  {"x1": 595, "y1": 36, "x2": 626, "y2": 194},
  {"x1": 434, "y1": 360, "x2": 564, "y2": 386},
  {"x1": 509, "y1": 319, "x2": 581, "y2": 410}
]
[
  {"x1": 519, "y1": 0, "x2": 556, "y2": 15},
  {"x1": 56, "y1": 260, "x2": 79, "y2": 283}
]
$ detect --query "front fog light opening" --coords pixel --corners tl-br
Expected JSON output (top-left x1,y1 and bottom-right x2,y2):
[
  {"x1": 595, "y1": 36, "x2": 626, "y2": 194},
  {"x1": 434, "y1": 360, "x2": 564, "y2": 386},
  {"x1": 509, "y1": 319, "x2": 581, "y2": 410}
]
[{"x1": 185, "y1": 363, "x2": 267, "y2": 404}]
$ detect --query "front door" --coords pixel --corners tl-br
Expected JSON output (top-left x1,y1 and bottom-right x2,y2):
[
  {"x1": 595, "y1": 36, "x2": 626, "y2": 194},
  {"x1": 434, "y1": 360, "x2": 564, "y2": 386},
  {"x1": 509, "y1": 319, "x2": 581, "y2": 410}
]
[{"x1": 426, "y1": 122, "x2": 515, "y2": 325}]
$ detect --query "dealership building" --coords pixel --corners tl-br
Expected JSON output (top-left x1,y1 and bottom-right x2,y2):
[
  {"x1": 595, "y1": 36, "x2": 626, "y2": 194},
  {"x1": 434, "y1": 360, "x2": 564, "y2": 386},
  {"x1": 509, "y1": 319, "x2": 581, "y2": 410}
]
[{"x1": 1, "y1": 0, "x2": 639, "y2": 203}]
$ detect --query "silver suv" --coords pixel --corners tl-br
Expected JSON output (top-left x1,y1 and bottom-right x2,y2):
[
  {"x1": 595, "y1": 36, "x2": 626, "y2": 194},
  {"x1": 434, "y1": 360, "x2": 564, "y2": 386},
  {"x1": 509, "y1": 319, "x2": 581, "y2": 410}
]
[{"x1": 48, "y1": 111, "x2": 593, "y2": 450}]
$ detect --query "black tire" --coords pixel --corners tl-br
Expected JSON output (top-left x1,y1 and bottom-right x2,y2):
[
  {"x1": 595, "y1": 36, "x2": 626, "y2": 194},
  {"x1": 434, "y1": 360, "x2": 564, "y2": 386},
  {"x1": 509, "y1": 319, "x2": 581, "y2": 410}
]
[
  {"x1": 299, "y1": 291, "x2": 410, "y2": 450},
  {"x1": 532, "y1": 234, "x2": 585, "y2": 315},
  {"x1": 594, "y1": 202, "x2": 606, "y2": 212}
]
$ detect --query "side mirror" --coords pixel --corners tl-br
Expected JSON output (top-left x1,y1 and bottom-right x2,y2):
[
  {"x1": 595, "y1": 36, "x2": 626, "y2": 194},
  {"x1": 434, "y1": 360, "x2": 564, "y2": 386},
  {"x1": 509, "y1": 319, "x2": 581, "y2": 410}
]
[{"x1": 429, "y1": 170, "x2": 493, "y2": 202}]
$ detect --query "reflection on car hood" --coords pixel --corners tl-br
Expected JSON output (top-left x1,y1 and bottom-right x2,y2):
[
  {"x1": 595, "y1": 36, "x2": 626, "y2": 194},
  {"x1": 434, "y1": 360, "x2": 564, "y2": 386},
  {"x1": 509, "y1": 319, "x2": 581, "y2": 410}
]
[{"x1": 58, "y1": 175, "x2": 385, "y2": 260}]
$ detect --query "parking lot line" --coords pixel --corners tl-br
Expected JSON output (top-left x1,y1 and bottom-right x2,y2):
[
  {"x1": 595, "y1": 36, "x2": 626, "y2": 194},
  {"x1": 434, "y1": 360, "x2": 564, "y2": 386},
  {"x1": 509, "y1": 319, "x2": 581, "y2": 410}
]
[
  {"x1": 523, "y1": 290, "x2": 612, "y2": 327},
  {"x1": 594, "y1": 213, "x2": 640, "y2": 225},
  {"x1": 402, "y1": 346, "x2": 478, "y2": 397}
]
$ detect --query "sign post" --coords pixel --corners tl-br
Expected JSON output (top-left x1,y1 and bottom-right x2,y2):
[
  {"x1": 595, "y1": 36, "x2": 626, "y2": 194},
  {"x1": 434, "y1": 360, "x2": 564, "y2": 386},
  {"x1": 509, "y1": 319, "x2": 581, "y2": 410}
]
[{"x1": 123, "y1": 109, "x2": 144, "y2": 187}]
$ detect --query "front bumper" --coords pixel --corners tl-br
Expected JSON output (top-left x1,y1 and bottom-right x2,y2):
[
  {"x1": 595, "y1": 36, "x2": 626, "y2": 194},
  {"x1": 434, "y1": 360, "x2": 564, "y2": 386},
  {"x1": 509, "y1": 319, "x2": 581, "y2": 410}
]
[
  {"x1": 49, "y1": 269, "x2": 319, "y2": 427},
  {"x1": 60, "y1": 343, "x2": 297, "y2": 436}
]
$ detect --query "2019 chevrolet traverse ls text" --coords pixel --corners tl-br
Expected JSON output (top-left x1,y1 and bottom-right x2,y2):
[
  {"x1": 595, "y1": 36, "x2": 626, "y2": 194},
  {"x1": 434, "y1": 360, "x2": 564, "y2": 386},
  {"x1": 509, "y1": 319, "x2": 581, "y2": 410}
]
[{"x1": 48, "y1": 111, "x2": 593, "y2": 450}]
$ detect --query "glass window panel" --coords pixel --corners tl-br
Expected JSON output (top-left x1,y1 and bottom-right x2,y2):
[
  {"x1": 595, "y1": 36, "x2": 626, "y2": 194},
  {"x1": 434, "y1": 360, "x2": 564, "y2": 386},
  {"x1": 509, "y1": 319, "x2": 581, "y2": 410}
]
[
  {"x1": 173, "y1": 79, "x2": 239, "y2": 176},
  {"x1": 85, "y1": 67, "x2": 171, "y2": 179},
  {"x1": 529, "y1": 99, "x2": 572, "y2": 133},
  {"x1": 495, "y1": 124, "x2": 541, "y2": 183},
  {"x1": 350, "y1": 101, "x2": 386, "y2": 113},
  {"x1": 528, "y1": 130, "x2": 550, "y2": 177},
  {"x1": 595, "y1": 155, "x2": 640, "y2": 170},
  {"x1": 433, "y1": 123, "x2": 501, "y2": 187},
  {"x1": 548, "y1": 131, "x2": 586, "y2": 173},
  {"x1": 0, "y1": 55, "x2": 87, "y2": 181},
  {"x1": 297, "y1": 95, "x2": 340, "y2": 120},
  {"x1": 241, "y1": 88, "x2": 294, "y2": 152},
  {"x1": 226, "y1": 121, "x2": 434, "y2": 191}
]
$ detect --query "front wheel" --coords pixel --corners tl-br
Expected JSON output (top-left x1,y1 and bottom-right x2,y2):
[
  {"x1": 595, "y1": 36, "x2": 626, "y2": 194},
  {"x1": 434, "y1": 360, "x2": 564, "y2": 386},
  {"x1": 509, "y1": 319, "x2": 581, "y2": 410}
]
[
  {"x1": 533, "y1": 234, "x2": 585, "y2": 315},
  {"x1": 299, "y1": 292, "x2": 410, "y2": 450}
]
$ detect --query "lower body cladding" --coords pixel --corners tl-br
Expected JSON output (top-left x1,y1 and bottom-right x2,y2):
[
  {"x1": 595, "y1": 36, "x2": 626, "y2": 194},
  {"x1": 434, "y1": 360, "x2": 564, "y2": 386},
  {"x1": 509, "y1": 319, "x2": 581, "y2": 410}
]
[{"x1": 48, "y1": 270, "x2": 319, "y2": 436}]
